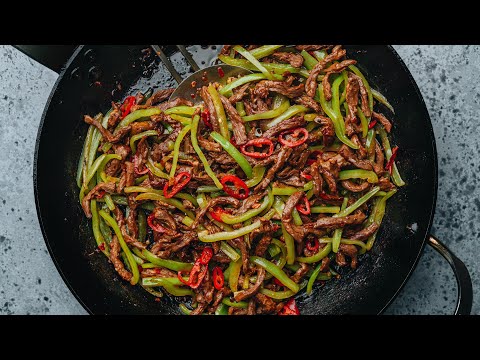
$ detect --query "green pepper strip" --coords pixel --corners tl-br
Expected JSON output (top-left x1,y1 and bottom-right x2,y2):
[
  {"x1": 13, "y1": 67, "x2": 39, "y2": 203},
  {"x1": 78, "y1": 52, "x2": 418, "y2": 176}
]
[
  {"x1": 320, "y1": 238, "x2": 369, "y2": 252},
  {"x1": 222, "y1": 298, "x2": 248, "y2": 309},
  {"x1": 218, "y1": 55, "x2": 299, "y2": 76},
  {"x1": 366, "y1": 189, "x2": 397, "y2": 251},
  {"x1": 79, "y1": 126, "x2": 95, "y2": 201},
  {"x1": 142, "y1": 277, "x2": 188, "y2": 287},
  {"x1": 313, "y1": 50, "x2": 327, "y2": 61},
  {"x1": 331, "y1": 74, "x2": 346, "y2": 134},
  {"x1": 220, "y1": 242, "x2": 241, "y2": 262},
  {"x1": 88, "y1": 113, "x2": 105, "y2": 168},
  {"x1": 164, "y1": 106, "x2": 196, "y2": 116},
  {"x1": 198, "y1": 221, "x2": 261, "y2": 242},
  {"x1": 271, "y1": 238, "x2": 287, "y2": 270},
  {"x1": 207, "y1": 85, "x2": 230, "y2": 141},
  {"x1": 228, "y1": 259, "x2": 242, "y2": 293},
  {"x1": 104, "y1": 195, "x2": 116, "y2": 211},
  {"x1": 267, "y1": 105, "x2": 309, "y2": 129},
  {"x1": 168, "y1": 114, "x2": 192, "y2": 126},
  {"x1": 135, "y1": 193, "x2": 196, "y2": 220},
  {"x1": 357, "y1": 106, "x2": 369, "y2": 138},
  {"x1": 196, "y1": 185, "x2": 222, "y2": 193},
  {"x1": 377, "y1": 126, "x2": 406, "y2": 187},
  {"x1": 146, "y1": 157, "x2": 170, "y2": 180},
  {"x1": 250, "y1": 45, "x2": 284, "y2": 59},
  {"x1": 250, "y1": 256, "x2": 300, "y2": 293},
  {"x1": 130, "y1": 130, "x2": 158, "y2": 154},
  {"x1": 272, "y1": 182, "x2": 313, "y2": 196},
  {"x1": 220, "y1": 73, "x2": 267, "y2": 97},
  {"x1": 124, "y1": 186, "x2": 198, "y2": 207},
  {"x1": 233, "y1": 45, "x2": 276, "y2": 80},
  {"x1": 296, "y1": 243, "x2": 333, "y2": 264},
  {"x1": 336, "y1": 186, "x2": 380, "y2": 217},
  {"x1": 179, "y1": 304, "x2": 192, "y2": 315},
  {"x1": 84, "y1": 154, "x2": 121, "y2": 194},
  {"x1": 163, "y1": 284, "x2": 195, "y2": 297},
  {"x1": 219, "y1": 189, "x2": 273, "y2": 224},
  {"x1": 142, "y1": 249, "x2": 193, "y2": 272},
  {"x1": 170, "y1": 125, "x2": 191, "y2": 178},
  {"x1": 268, "y1": 244, "x2": 281, "y2": 258},
  {"x1": 349, "y1": 65, "x2": 374, "y2": 113},
  {"x1": 236, "y1": 102, "x2": 246, "y2": 117},
  {"x1": 242, "y1": 99, "x2": 290, "y2": 122},
  {"x1": 77, "y1": 124, "x2": 94, "y2": 188},
  {"x1": 339, "y1": 170, "x2": 379, "y2": 184},
  {"x1": 116, "y1": 108, "x2": 162, "y2": 130},
  {"x1": 260, "y1": 281, "x2": 307, "y2": 300},
  {"x1": 307, "y1": 265, "x2": 331, "y2": 295},
  {"x1": 318, "y1": 84, "x2": 358, "y2": 149},
  {"x1": 282, "y1": 225, "x2": 296, "y2": 266},
  {"x1": 191, "y1": 115, "x2": 223, "y2": 188},
  {"x1": 215, "y1": 303, "x2": 229, "y2": 315},
  {"x1": 301, "y1": 50, "x2": 319, "y2": 70},
  {"x1": 372, "y1": 88, "x2": 395, "y2": 114},
  {"x1": 209, "y1": 132, "x2": 253, "y2": 178},
  {"x1": 98, "y1": 154, "x2": 122, "y2": 183},
  {"x1": 98, "y1": 214, "x2": 112, "y2": 244},
  {"x1": 332, "y1": 197, "x2": 348, "y2": 253},
  {"x1": 311, "y1": 206, "x2": 341, "y2": 214},
  {"x1": 99, "y1": 210, "x2": 139, "y2": 285},
  {"x1": 244, "y1": 166, "x2": 265, "y2": 188},
  {"x1": 365, "y1": 129, "x2": 376, "y2": 150},
  {"x1": 91, "y1": 200, "x2": 109, "y2": 257},
  {"x1": 137, "y1": 210, "x2": 147, "y2": 243}
]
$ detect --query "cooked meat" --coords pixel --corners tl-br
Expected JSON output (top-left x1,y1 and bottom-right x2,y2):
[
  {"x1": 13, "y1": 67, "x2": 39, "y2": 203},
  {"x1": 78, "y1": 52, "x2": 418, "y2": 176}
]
[
  {"x1": 322, "y1": 59, "x2": 358, "y2": 101},
  {"x1": 200, "y1": 86, "x2": 220, "y2": 133},
  {"x1": 349, "y1": 223, "x2": 380, "y2": 241},
  {"x1": 272, "y1": 52, "x2": 304, "y2": 68},
  {"x1": 295, "y1": 45, "x2": 334, "y2": 52},
  {"x1": 110, "y1": 236, "x2": 133, "y2": 282},
  {"x1": 262, "y1": 116, "x2": 306, "y2": 139},
  {"x1": 158, "y1": 98, "x2": 194, "y2": 111},
  {"x1": 291, "y1": 263, "x2": 309, "y2": 283},
  {"x1": 255, "y1": 234, "x2": 273, "y2": 256},
  {"x1": 295, "y1": 95, "x2": 322, "y2": 113},
  {"x1": 149, "y1": 208, "x2": 177, "y2": 236},
  {"x1": 145, "y1": 89, "x2": 175, "y2": 106},
  {"x1": 220, "y1": 45, "x2": 233, "y2": 55},
  {"x1": 282, "y1": 191, "x2": 308, "y2": 242},
  {"x1": 131, "y1": 121, "x2": 155, "y2": 135},
  {"x1": 339, "y1": 145, "x2": 373, "y2": 170},
  {"x1": 255, "y1": 147, "x2": 293, "y2": 192},
  {"x1": 234, "y1": 267, "x2": 266, "y2": 301},
  {"x1": 191, "y1": 197, "x2": 240, "y2": 229},
  {"x1": 228, "y1": 83, "x2": 250, "y2": 104},
  {"x1": 314, "y1": 115, "x2": 335, "y2": 146},
  {"x1": 337, "y1": 244, "x2": 359, "y2": 269},
  {"x1": 306, "y1": 45, "x2": 346, "y2": 98},
  {"x1": 341, "y1": 180, "x2": 370, "y2": 193},
  {"x1": 306, "y1": 211, "x2": 366, "y2": 231},
  {"x1": 373, "y1": 141, "x2": 386, "y2": 175},
  {"x1": 82, "y1": 182, "x2": 116, "y2": 218},
  {"x1": 372, "y1": 112, "x2": 393, "y2": 133},
  {"x1": 348, "y1": 72, "x2": 371, "y2": 118},
  {"x1": 84, "y1": 115, "x2": 131, "y2": 144},
  {"x1": 253, "y1": 78, "x2": 305, "y2": 99},
  {"x1": 220, "y1": 94, "x2": 248, "y2": 145},
  {"x1": 255, "y1": 293, "x2": 280, "y2": 314}
]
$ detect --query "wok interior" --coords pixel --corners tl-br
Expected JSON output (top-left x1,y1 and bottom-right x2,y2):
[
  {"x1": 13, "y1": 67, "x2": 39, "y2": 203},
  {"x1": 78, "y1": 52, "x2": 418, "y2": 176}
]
[{"x1": 36, "y1": 45, "x2": 436, "y2": 314}]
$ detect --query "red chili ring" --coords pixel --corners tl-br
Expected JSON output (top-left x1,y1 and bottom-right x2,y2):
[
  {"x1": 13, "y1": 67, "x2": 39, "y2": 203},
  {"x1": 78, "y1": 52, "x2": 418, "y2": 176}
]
[
  {"x1": 278, "y1": 128, "x2": 309, "y2": 148},
  {"x1": 240, "y1": 138, "x2": 274, "y2": 159},
  {"x1": 212, "y1": 267, "x2": 224, "y2": 290}
]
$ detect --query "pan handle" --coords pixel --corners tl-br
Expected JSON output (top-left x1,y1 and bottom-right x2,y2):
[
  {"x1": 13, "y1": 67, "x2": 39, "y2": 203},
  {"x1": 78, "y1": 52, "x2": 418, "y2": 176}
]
[
  {"x1": 427, "y1": 235, "x2": 473, "y2": 315},
  {"x1": 13, "y1": 45, "x2": 77, "y2": 73}
]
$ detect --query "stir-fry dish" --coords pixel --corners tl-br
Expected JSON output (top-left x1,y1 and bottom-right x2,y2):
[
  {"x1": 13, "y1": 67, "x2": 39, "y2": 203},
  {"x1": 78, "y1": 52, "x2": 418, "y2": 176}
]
[{"x1": 78, "y1": 45, "x2": 405, "y2": 315}]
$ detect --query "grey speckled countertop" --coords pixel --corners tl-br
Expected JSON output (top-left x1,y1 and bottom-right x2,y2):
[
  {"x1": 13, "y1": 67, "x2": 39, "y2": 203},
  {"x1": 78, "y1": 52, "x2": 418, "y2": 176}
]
[{"x1": 0, "y1": 45, "x2": 478, "y2": 315}]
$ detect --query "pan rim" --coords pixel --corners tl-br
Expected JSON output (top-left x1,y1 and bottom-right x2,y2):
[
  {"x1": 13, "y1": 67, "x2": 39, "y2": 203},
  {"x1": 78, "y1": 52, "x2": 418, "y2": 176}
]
[{"x1": 32, "y1": 45, "x2": 438, "y2": 315}]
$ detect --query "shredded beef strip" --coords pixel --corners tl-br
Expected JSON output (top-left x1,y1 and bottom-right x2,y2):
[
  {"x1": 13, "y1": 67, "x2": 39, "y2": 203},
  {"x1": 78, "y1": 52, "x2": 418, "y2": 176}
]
[
  {"x1": 158, "y1": 98, "x2": 194, "y2": 111},
  {"x1": 253, "y1": 77, "x2": 305, "y2": 99},
  {"x1": 295, "y1": 95, "x2": 323, "y2": 113},
  {"x1": 110, "y1": 236, "x2": 133, "y2": 282},
  {"x1": 262, "y1": 116, "x2": 306, "y2": 139},
  {"x1": 272, "y1": 52, "x2": 304, "y2": 68},
  {"x1": 305, "y1": 211, "x2": 366, "y2": 231},
  {"x1": 228, "y1": 83, "x2": 250, "y2": 104},
  {"x1": 255, "y1": 293, "x2": 281, "y2": 314},
  {"x1": 314, "y1": 115, "x2": 335, "y2": 146},
  {"x1": 191, "y1": 197, "x2": 240, "y2": 229},
  {"x1": 200, "y1": 86, "x2": 221, "y2": 133},
  {"x1": 255, "y1": 147, "x2": 293, "y2": 192},
  {"x1": 306, "y1": 45, "x2": 347, "y2": 98},
  {"x1": 131, "y1": 121, "x2": 155, "y2": 135},
  {"x1": 291, "y1": 263, "x2": 309, "y2": 283},
  {"x1": 145, "y1": 89, "x2": 175, "y2": 107},
  {"x1": 82, "y1": 182, "x2": 116, "y2": 218},
  {"x1": 322, "y1": 59, "x2": 358, "y2": 101},
  {"x1": 296, "y1": 45, "x2": 334, "y2": 52},
  {"x1": 372, "y1": 142, "x2": 386, "y2": 175},
  {"x1": 338, "y1": 145, "x2": 373, "y2": 170},
  {"x1": 234, "y1": 267, "x2": 266, "y2": 301},
  {"x1": 349, "y1": 223, "x2": 380, "y2": 241},
  {"x1": 372, "y1": 112, "x2": 393, "y2": 133},
  {"x1": 341, "y1": 180, "x2": 370, "y2": 193},
  {"x1": 348, "y1": 72, "x2": 372, "y2": 118},
  {"x1": 220, "y1": 94, "x2": 248, "y2": 145},
  {"x1": 84, "y1": 115, "x2": 131, "y2": 144},
  {"x1": 336, "y1": 244, "x2": 358, "y2": 269}
]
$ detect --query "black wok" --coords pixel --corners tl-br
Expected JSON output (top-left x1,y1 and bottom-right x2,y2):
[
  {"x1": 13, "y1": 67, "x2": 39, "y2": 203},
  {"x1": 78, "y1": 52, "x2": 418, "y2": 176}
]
[{"x1": 18, "y1": 45, "x2": 473, "y2": 315}]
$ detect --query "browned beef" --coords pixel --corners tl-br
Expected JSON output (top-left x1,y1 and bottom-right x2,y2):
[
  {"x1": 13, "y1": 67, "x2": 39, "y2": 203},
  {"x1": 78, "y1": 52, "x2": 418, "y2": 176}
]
[
  {"x1": 145, "y1": 89, "x2": 175, "y2": 106},
  {"x1": 372, "y1": 112, "x2": 393, "y2": 133},
  {"x1": 306, "y1": 45, "x2": 346, "y2": 98},
  {"x1": 253, "y1": 77, "x2": 305, "y2": 99},
  {"x1": 255, "y1": 147, "x2": 293, "y2": 192},
  {"x1": 314, "y1": 115, "x2": 335, "y2": 146},
  {"x1": 262, "y1": 116, "x2": 306, "y2": 139},
  {"x1": 341, "y1": 180, "x2": 370, "y2": 193},
  {"x1": 229, "y1": 83, "x2": 250, "y2": 104},
  {"x1": 158, "y1": 98, "x2": 194, "y2": 111},
  {"x1": 339, "y1": 145, "x2": 373, "y2": 170},
  {"x1": 272, "y1": 52, "x2": 304, "y2": 68},
  {"x1": 234, "y1": 267, "x2": 266, "y2": 301},
  {"x1": 323, "y1": 60, "x2": 358, "y2": 101},
  {"x1": 82, "y1": 182, "x2": 116, "y2": 218},
  {"x1": 295, "y1": 95, "x2": 322, "y2": 113},
  {"x1": 349, "y1": 223, "x2": 380, "y2": 241},
  {"x1": 220, "y1": 94, "x2": 248, "y2": 145},
  {"x1": 295, "y1": 45, "x2": 334, "y2": 52},
  {"x1": 291, "y1": 263, "x2": 309, "y2": 283},
  {"x1": 84, "y1": 115, "x2": 131, "y2": 143},
  {"x1": 200, "y1": 86, "x2": 220, "y2": 133},
  {"x1": 305, "y1": 211, "x2": 366, "y2": 231},
  {"x1": 110, "y1": 236, "x2": 133, "y2": 282},
  {"x1": 191, "y1": 197, "x2": 240, "y2": 229}
]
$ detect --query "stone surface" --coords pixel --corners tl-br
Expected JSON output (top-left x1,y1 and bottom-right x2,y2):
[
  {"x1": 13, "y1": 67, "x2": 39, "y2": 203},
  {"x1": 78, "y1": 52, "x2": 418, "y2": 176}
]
[{"x1": 0, "y1": 45, "x2": 477, "y2": 315}]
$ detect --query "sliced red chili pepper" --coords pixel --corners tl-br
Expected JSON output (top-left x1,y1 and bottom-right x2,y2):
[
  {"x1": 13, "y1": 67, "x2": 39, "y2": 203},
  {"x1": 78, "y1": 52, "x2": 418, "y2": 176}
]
[
  {"x1": 209, "y1": 206, "x2": 233, "y2": 222},
  {"x1": 221, "y1": 175, "x2": 250, "y2": 200},
  {"x1": 120, "y1": 96, "x2": 136, "y2": 119},
  {"x1": 230, "y1": 136, "x2": 237, "y2": 147},
  {"x1": 147, "y1": 212, "x2": 170, "y2": 233},
  {"x1": 201, "y1": 109, "x2": 212, "y2": 129},
  {"x1": 279, "y1": 128, "x2": 309, "y2": 148},
  {"x1": 385, "y1": 146, "x2": 399, "y2": 174},
  {"x1": 240, "y1": 138, "x2": 274, "y2": 159},
  {"x1": 134, "y1": 153, "x2": 149, "y2": 175},
  {"x1": 368, "y1": 119, "x2": 378, "y2": 130},
  {"x1": 94, "y1": 190, "x2": 107, "y2": 199},
  {"x1": 300, "y1": 171, "x2": 313, "y2": 181},
  {"x1": 212, "y1": 267, "x2": 224, "y2": 290},
  {"x1": 164, "y1": 172, "x2": 191, "y2": 199},
  {"x1": 98, "y1": 243, "x2": 106, "y2": 251},
  {"x1": 217, "y1": 67, "x2": 225, "y2": 78},
  {"x1": 278, "y1": 298, "x2": 300, "y2": 316},
  {"x1": 306, "y1": 238, "x2": 320, "y2": 252},
  {"x1": 274, "y1": 278, "x2": 285, "y2": 287},
  {"x1": 295, "y1": 196, "x2": 311, "y2": 215},
  {"x1": 199, "y1": 247, "x2": 213, "y2": 265}
]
